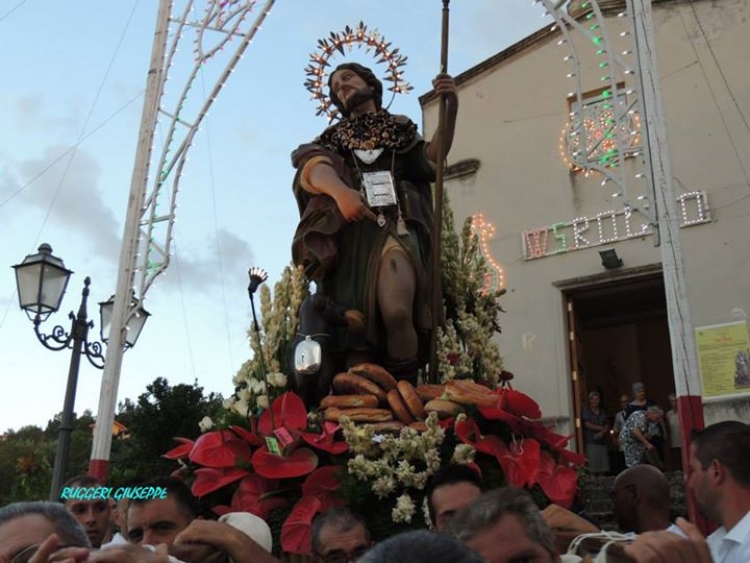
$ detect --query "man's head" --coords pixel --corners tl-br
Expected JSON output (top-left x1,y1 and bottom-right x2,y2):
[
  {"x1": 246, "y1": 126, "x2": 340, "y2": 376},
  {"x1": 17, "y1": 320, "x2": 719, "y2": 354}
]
[
  {"x1": 426, "y1": 463, "x2": 483, "y2": 531},
  {"x1": 587, "y1": 391, "x2": 601, "y2": 408},
  {"x1": 618, "y1": 394, "x2": 630, "y2": 411},
  {"x1": 0, "y1": 501, "x2": 91, "y2": 561},
  {"x1": 668, "y1": 393, "x2": 677, "y2": 409},
  {"x1": 358, "y1": 530, "x2": 482, "y2": 563},
  {"x1": 446, "y1": 487, "x2": 559, "y2": 563},
  {"x1": 612, "y1": 465, "x2": 671, "y2": 533},
  {"x1": 328, "y1": 63, "x2": 383, "y2": 117},
  {"x1": 632, "y1": 382, "x2": 646, "y2": 401},
  {"x1": 687, "y1": 421, "x2": 750, "y2": 525},
  {"x1": 126, "y1": 477, "x2": 200, "y2": 546},
  {"x1": 59, "y1": 474, "x2": 111, "y2": 548},
  {"x1": 311, "y1": 507, "x2": 371, "y2": 563}
]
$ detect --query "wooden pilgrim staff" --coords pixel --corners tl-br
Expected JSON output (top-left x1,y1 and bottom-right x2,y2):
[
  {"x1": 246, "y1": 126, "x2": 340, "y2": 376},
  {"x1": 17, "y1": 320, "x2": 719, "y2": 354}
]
[{"x1": 428, "y1": 0, "x2": 451, "y2": 384}]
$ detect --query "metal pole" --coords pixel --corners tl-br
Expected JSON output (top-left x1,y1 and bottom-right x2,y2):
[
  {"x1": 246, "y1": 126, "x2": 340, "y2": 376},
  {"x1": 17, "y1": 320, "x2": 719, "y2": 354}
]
[
  {"x1": 428, "y1": 0, "x2": 451, "y2": 384},
  {"x1": 49, "y1": 278, "x2": 92, "y2": 500},
  {"x1": 89, "y1": 0, "x2": 172, "y2": 482},
  {"x1": 628, "y1": 0, "x2": 707, "y2": 532}
]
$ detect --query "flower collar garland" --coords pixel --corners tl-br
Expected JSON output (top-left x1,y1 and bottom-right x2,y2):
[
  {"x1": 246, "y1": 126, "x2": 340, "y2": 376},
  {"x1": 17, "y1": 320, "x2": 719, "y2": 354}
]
[{"x1": 317, "y1": 110, "x2": 417, "y2": 154}]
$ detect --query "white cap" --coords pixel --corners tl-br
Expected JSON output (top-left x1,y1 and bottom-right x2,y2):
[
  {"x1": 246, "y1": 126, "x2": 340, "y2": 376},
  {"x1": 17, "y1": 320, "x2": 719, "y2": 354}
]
[{"x1": 219, "y1": 512, "x2": 274, "y2": 554}]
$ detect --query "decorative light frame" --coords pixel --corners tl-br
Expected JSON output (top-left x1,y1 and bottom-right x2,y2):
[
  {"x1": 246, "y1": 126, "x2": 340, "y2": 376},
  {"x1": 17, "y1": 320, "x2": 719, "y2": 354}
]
[
  {"x1": 471, "y1": 213, "x2": 505, "y2": 293},
  {"x1": 304, "y1": 21, "x2": 413, "y2": 122}
]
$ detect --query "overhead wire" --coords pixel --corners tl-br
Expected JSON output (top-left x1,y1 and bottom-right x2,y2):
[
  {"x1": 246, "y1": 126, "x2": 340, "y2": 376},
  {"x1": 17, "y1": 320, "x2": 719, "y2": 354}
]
[
  {"x1": 199, "y1": 67, "x2": 236, "y2": 375},
  {"x1": 0, "y1": 0, "x2": 27, "y2": 24},
  {"x1": 28, "y1": 0, "x2": 143, "y2": 250},
  {"x1": 688, "y1": 1, "x2": 750, "y2": 135},
  {"x1": 0, "y1": 0, "x2": 142, "y2": 338},
  {"x1": 172, "y1": 240, "x2": 198, "y2": 381},
  {"x1": 0, "y1": 91, "x2": 144, "y2": 209},
  {"x1": 677, "y1": 3, "x2": 750, "y2": 198}
]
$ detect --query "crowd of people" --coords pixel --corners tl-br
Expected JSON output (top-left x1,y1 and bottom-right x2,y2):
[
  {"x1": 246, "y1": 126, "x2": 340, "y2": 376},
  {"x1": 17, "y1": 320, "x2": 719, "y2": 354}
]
[
  {"x1": 583, "y1": 382, "x2": 681, "y2": 473},
  {"x1": 1, "y1": 420, "x2": 748, "y2": 562}
]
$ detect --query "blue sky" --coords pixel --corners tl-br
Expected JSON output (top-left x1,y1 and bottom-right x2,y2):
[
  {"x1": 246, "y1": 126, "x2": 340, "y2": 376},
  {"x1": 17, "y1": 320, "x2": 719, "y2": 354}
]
[{"x1": 0, "y1": 1, "x2": 550, "y2": 433}]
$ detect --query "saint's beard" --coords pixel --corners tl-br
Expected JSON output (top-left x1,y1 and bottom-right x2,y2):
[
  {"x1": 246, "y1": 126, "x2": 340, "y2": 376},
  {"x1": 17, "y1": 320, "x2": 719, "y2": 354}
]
[{"x1": 344, "y1": 88, "x2": 375, "y2": 114}]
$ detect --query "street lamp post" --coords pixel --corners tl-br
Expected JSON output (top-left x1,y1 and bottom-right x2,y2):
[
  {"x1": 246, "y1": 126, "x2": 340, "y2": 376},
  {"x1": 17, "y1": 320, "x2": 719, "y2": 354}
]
[{"x1": 12, "y1": 244, "x2": 148, "y2": 500}]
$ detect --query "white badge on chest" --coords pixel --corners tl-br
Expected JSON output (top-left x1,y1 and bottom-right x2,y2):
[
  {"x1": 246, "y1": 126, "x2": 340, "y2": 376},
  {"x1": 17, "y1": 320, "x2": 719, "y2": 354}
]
[{"x1": 362, "y1": 170, "x2": 397, "y2": 208}]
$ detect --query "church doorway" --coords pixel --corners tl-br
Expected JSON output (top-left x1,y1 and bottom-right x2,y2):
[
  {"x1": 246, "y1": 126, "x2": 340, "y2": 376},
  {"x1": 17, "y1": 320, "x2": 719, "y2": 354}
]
[{"x1": 564, "y1": 272, "x2": 675, "y2": 468}]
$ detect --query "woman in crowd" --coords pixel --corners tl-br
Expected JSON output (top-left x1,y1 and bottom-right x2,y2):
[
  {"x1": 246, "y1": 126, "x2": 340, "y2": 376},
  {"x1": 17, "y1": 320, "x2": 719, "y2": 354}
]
[{"x1": 582, "y1": 391, "x2": 611, "y2": 476}]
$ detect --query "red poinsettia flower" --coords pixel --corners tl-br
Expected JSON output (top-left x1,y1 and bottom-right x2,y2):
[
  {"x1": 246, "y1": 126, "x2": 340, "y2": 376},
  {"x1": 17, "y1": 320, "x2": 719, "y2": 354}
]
[
  {"x1": 192, "y1": 466, "x2": 250, "y2": 498},
  {"x1": 502, "y1": 438, "x2": 541, "y2": 488},
  {"x1": 455, "y1": 417, "x2": 510, "y2": 459},
  {"x1": 537, "y1": 452, "x2": 578, "y2": 508},
  {"x1": 478, "y1": 403, "x2": 519, "y2": 425},
  {"x1": 189, "y1": 430, "x2": 253, "y2": 468},
  {"x1": 281, "y1": 495, "x2": 323, "y2": 555},
  {"x1": 227, "y1": 474, "x2": 289, "y2": 519},
  {"x1": 437, "y1": 416, "x2": 455, "y2": 431},
  {"x1": 456, "y1": 417, "x2": 542, "y2": 488},
  {"x1": 258, "y1": 392, "x2": 308, "y2": 437},
  {"x1": 163, "y1": 437, "x2": 195, "y2": 460},
  {"x1": 300, "y1": 421, "x2": 349, "y2": 455},
  {"x1": 231, "y1": 422, "x2": 264, "y2": 447},
  {"x1": 526, "y1": 425, "x2": 587, "y2": 467},
  {"x1": 499, "y1": 389, "x2": 542, "y2": 419},
  {"x1": 252, "y1": 445, "x2": 319, "y2": 479},
  {"x1": 279, "y1": 468, "x2": 344, "y2": 555},
  {"x1": 302, "y1": 466, "x2": 343, "y2": 511}
]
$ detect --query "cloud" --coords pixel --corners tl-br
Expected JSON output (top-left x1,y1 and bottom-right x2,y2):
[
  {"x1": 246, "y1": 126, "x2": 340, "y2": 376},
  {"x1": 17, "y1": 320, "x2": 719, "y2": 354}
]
[
  {"x1": 165, "y1": 228, "x2": 254, "y2": 294},
  {"x1": 5, "y1": 144, "x2": 121, "y2": 258},
  {"x1": 11, "y1": 95, "x2": 44, "y2": 130}
]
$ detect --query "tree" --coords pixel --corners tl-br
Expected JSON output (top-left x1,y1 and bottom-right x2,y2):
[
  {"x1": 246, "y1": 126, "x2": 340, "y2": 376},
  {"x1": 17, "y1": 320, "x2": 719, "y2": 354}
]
[
  {"x1": 0, "y1": 412, "x2": 95, "y2": 504},
  {"x1": 110, "y1": 377, "x2": 223, "y2": 484}
]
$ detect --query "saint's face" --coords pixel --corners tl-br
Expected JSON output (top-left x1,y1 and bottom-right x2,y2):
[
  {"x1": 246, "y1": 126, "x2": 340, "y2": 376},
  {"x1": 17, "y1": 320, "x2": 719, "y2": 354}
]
[{"x1": 330, "y1": 69, "x2": 368, "y2": 106}]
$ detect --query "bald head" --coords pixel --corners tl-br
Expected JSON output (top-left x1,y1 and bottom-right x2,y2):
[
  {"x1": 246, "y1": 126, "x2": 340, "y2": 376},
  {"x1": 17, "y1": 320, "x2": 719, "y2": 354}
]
[
  {"x1": 617, "y1": 465, "x2": 670, "y2": 503},
  {"x1": 613, "y1": 465, "x2": 671, "y2": 533}
]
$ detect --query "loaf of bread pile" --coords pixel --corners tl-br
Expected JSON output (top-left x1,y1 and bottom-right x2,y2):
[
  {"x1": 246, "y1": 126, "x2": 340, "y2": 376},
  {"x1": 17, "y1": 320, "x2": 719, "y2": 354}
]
[{"x1": 321, "y1": 363, "x2": 500, "y2": 432}]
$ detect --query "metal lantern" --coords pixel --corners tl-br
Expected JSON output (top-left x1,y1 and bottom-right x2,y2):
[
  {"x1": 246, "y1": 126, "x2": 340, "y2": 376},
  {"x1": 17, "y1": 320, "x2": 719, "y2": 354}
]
[
  {"x1": 99, "y1": 293, "x2": 150, "y2": 349},
  {"x1": 12, "y1": 244, "x2": 72, "y2": 321}
]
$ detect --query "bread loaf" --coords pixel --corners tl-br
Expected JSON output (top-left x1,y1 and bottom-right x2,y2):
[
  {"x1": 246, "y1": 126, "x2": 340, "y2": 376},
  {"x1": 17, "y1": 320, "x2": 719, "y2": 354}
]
[
  {"x1": 349, "y1": 363, "x2": 398, "y2": 391},
  {"x1": 324, "y1": 407, "x2": 394, "y2": 423},
  {"x1": 332, "y1": 373, "x2": 387, "y2": 403}
]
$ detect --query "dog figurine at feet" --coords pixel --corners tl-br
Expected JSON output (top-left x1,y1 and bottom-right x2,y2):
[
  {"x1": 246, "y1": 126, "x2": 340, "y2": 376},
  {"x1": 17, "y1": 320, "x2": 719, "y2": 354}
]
[{"x1": 290, "y1": 292, "x2": 365, "y2": 408}]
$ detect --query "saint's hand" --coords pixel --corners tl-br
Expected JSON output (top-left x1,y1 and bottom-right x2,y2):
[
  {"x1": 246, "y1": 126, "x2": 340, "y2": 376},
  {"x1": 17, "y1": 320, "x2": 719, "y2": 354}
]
[
  {"x1": 334, "y1": 190, "x2": 376, "y2": 222},
  {"x1": 432, "y1": 73, "x2": 458, "y2": 103}
]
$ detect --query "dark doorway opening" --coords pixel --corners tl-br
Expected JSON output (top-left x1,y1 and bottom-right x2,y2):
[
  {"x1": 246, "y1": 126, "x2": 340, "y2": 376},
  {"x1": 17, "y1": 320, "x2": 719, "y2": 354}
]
[{"x1": 566, "y1": 273, "x2": 676, "y2": 471}]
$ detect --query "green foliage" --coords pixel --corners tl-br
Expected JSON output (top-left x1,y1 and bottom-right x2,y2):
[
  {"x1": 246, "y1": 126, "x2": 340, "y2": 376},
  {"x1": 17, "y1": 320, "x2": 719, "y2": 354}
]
[
  {"x1": 0, "y1": 412, "x2": 95, "y2": 504},
  {"x1": 437, "y1": 194, "x2": 505, "y2": 384},
  {"x1": 110, "y1": 377, "x2": 223, "y2": 485}
]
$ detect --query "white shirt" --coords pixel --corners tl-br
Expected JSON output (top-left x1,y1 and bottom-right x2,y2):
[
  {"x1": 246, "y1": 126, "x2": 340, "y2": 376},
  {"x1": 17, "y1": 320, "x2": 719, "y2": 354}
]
[
  {"x1": 101, "y1": 532, "x2": 128, "y2": 548},
  {"x1": 707, "y1": 510, "x2": 750, "y2": 563}
]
